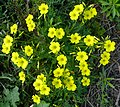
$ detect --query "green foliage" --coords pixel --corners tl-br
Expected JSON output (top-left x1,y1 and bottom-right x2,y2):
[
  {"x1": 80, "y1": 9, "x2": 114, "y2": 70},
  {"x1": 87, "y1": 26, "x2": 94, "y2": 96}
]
[
  {"x1": 33, "y1": 101, "x2": 50, "y2": 107},
  {"x1": 99, "y1": 0, "x2": 120, "y2": 19},
  {"x1": 0, "y1": 86, "x2": 20, "y2": 107}
]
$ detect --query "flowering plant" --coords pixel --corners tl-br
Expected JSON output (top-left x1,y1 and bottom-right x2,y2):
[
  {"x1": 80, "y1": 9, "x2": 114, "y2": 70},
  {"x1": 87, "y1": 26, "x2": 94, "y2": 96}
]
[{"x1": 0, "y1": 1, "x2": 116, "y2": 107}]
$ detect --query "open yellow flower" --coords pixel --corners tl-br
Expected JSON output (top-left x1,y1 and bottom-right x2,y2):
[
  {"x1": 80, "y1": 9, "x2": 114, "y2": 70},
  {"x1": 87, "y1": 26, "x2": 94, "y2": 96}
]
[
  {"x1": 10, "y1": 24, "x2": 18, "y2": 34},
  {"x1": 104, "y1": 40, "x2": 115, "y2": 52},
  {"x1": 57, "y1": 54, "x2": 67, "y2": 66},
  {"x1": 19, "y1": 71, "x2": 25, "y2": 83},
  {"x1": 39, "y1": 3, "x2": 48, "y2": 15},
  {"x1": 40, "y1": 85, "x2": 50, "y2": 95},
  {"x1": 53, "y1": 67, "x2": 64, "y2": 77},
  {"x1": 49, "y1": 41, "x2": 60, "y2": 54},
  {"x1": 84, "y1": 10, "x2": 92, "y2": 20},
  {"x1": 74, "y1": 4, "x2": 84, "y2": 14},
  {"x1": 100, "y1": 58, "x2": 109, "y2": 66},
  {"x1": 66, "y1": 83, "x2": 76, "y2": 91},
  {"x1": 81, "y1": 68, "x2": 91, "y2": 76},
  {"x1": 32, "y1": 95, "x2": 40, "y2": 104},
  {"x1": 101, "y1": 51, "x2": 110, "y2": 60},
  {"x1": 70, "y1": 33, "x2": 81, "y2": 44},
  {"x1": 2, "y1": 44, "x2": 11, "y2": 54},
  {"x1": 27, "y1": 21, "x2": 35, "y2": 32},
  {"x1": 3, "y1": 35, "x2": 13, "y2": 46},
  {"x1": 25, "y1": 45, "x2": 33, "y2": 56},
  {"x1": 33, "y1": 79, "x2": 43, "y2": 91},
  {"x1": 76, "y1": 51, "x2": 88, "y2": 62},
  {"x1": 37, "y1": 73, "x2": 46, "y2": 82},
  {"x1": 25, "y1": 14, "x2": 33, "y2": 24},
  {"x1": 81, "y1": 77, "x2": 90, "y2": 86},
  {"x1": 17, "y1": 57, "x2": 28, "y2": 69},
  {"x1": 52, "y1": 78, "x2": 62, "y2": 88},
  {"x1": 48, "y1": 27, "x2": 56, "y2": 38},
  {"x1": 11, "y1": 52, "x2": 19, "y2": 64},
  {"x1": 69, "y1": 10, "x2": 79, "y2": 20},
  {"x1": 84, "y1": 35, "x2": 95, "y2": 46},
  {"x1": 55, "y1": 28, "x2": 65, "y2": 39}
]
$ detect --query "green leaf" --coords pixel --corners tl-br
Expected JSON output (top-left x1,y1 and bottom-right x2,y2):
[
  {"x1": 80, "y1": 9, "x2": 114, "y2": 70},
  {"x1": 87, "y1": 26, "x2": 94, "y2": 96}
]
[
  {"x1": 3, "y1": 86, "x2": 20, "y2": 107},
  {"x1": 33, "y1": 101, "x2": 50, "y2": 107},
  {"x1": 0, "y1": 102, "x2": 10, "y2": 107},
  {"x1": 112, "y1": 7, "x2": 116, "y2": 18},
  {"x1": 99, "y1": 0, "x2": 109, "y2": 5},
  {"x1": 116, "y1": 4, "x2": 120, "y2": 6},
  {"x1": 102, "y1": 7, "x2": 111, "y2": 13},
  {"x1": 107, "y1": 82, "x2": 115, "y2": 88}
]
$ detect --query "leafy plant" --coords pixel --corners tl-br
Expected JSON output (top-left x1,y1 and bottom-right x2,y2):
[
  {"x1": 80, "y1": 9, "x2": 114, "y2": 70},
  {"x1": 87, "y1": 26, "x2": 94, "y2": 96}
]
[{"x1": 99, "y1": 0, "x2": 120, "y2": 18}]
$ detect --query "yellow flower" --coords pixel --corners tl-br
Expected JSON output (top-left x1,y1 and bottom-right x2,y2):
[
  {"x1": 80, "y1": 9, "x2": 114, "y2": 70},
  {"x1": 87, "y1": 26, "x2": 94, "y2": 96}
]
[
  {"x1": 53, "y1": 67, "x2": 64, "y2": 77},
  {"x1": 25, "y1": 14, "x2": 33, "y2": 24},
  {"x1": 89, "y1": 8, "x2": 97, "y2": 18},
  {"x1": 76, "y1": 51, "x2": 88, "y2": 62},
  {"x1": 63, "y1": 68, "x2": 70, "y2": 77},
  {"x1": 101, "y1": 51, "x2": 110, "y2": 60},
  {"x1": 84, "y1": 10, "x2": 92, "y2": 20},
  {"x1": 81, "y1": 77, "x2": 90, "y2": 86},
  {"x1": 40, "y1": 85, "x2": 50, "y2": 95},
  {"x1": 39, "y1": 3, "x2": 48, "y2": 15},
  {"x1": 17, "y1": 57, "x2": 28, "y2": 69},
  {"x1": 104, "y1": 40, "x2": 115, "y2": 52},
  {"x1": 79, "y1": 61, "x2": 88, "y2": 70},
  {"x1": 52, "y1": 78, "x2": 62, "y2": 88},
  {"x1": 70, "y1": 33, "x2": 81, "y2": 44},
  {"x1": 2, "y1": 44, "x2": 11, "y2": 54},
  {"x1": 66, "y1": 83, "x2": 76, "y2": 91},
  {"x1": 100, "y1": 58, "x2": 109, "y2": 66},
  {"x1": 25, "y1": 45, "x2": 33, "y2": 56},
  {"x1": 74, "y1": 4, "x2": 84, "y2": 14},
  {"x1": 64, "y1": 76, "x2": 74, "y2": 85},
  {"x1": 84, "y1": 35, "x2": 95, "y2": 46},
  {"x1": 48, "y1": 27, "x2": 56, "y2": 38},
  {"x1": 3, "y1": 35, "x2": 13, "y2": 46},
  {"x1": 55, "y1": 28, "x2": 65, "y2": 39},
  {"x1": 27, "y1": 21, "x2": 35, "y2": 32},
  {"x1": 19, "y1": 71, "x2": 25, "y2": 83},
  {"x1": 57, "y1": 54, "x2": 67, "y2": 66},
  {"x1": 49, "y1": 41, "x2": 60, "y2": 54},
  {"x1": 33, "y1": 79, "x2": 43, "y2": 91},
  {"x1": 81, "y1": 68, "x2": 90, "y2": 76},
  {"x1": 37, "y1": 73, "x2": 46, "y2": 82},
  {"x1": 10, "y1": 24, "x2": 18, "y2": 34},
  {"x1": 32, "y1": 94, "x2": 40, "y2": 104},
  {"x1": 11, "y1": 52, "x2": 19, "y2": 64},
  {"x1": 69, "y1": 10, "x2": 79, "y2": 20}
]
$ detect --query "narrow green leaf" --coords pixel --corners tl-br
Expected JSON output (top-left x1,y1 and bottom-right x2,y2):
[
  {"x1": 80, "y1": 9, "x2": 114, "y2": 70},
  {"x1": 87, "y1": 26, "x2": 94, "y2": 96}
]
[
  {"x1": 99, "y1": 0, "x2": 110, "y2": 5},
  {"x1": 107, "y1": 82, "x2": 115, "y2": 88},
  {"x1": 102, "y1": 7, "x2": 111, "y2": 13},
  {"x1": 116, "y1": 4, "x2": 120, "y2": 6},
  {"x1": 112, "y1": 7, "x2": 116, "y2": 18}
]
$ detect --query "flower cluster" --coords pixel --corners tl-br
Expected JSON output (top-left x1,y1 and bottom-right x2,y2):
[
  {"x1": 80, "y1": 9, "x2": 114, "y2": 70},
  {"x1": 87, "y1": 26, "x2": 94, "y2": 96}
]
[
  {"x1": 100, "y1": 40, "x2": 115, "y2": 65},
  {"x1": 69, "y1": 4, "x2": 84, "y2": 20},
  {"x1": 25, "y1": 14, "x2": 35, "y2": 32},
  {"x1": 52, "y1": 67, "x2": 77, "y2": 91},
  {"x1": 69, "y1": 3, "x2": 97, "y2": 21},
  {"x1": 33, "y1": 73, "x2": 50, "y2": 104},
  {"x1": 2, "y1": 35, "x2": 13, "y2": 54}
]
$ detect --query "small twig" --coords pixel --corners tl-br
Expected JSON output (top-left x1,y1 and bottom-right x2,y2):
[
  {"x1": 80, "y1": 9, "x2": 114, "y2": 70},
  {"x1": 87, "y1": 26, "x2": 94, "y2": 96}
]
[
  {"x1": 115, "y1": 90, "x2": 120, "y2": 107},
  {"x1": 87, "y1": 99, "x2": 94, "y2": 107}
]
